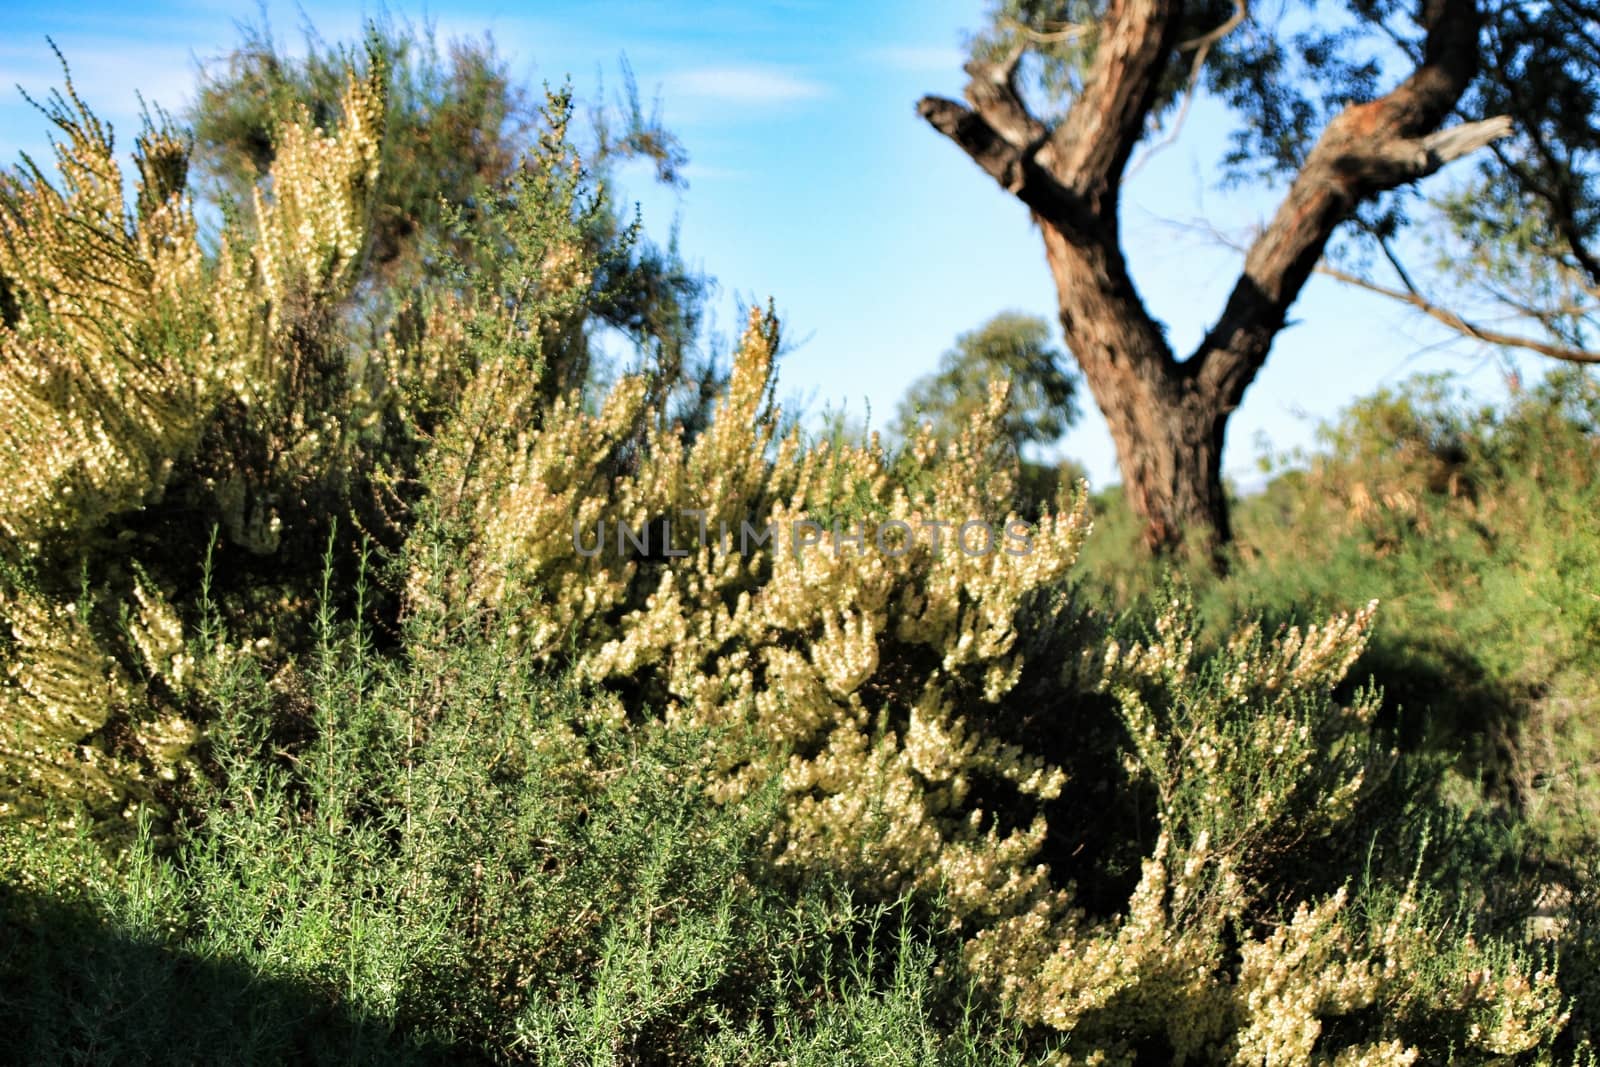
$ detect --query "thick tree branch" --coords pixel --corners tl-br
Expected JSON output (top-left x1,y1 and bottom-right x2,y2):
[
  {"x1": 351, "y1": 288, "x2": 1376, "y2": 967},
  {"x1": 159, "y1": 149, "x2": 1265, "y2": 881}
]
[
  {"x1": 1194, "y1": 0, "x2": 1501, "y2": 409},
  {"x1": 1041, "y1": 0, "x2": 1183, "y2": 208},
  {"x1": 962, "y1": 46, "x2": 1047, "y2": 151},
  {"x1": 916, "y1": 96, "x2": 1094, "y2": 234},
  {"x1": 1318, "y1": 261, "x2": 1600, "y2": 363},
  {"x1": 920, "y1": 2, "x2": 1188, "y2": 229},
  {"x1": 917, "y1": 96, "x2": 1029, "y2": 191}
]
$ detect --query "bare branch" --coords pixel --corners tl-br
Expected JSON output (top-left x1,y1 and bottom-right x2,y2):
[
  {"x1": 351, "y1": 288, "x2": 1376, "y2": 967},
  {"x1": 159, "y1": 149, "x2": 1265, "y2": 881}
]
[
  {"x1": 1179, "y1": 0, "x2": 1248, "y2": 52},
  {"x1": 1373, "y1": 233, "x2": 1423, "y2": 296},
  {"x1": 962, "y1": 46, "x2": 1048, "y2": 150},
  {"x1": 1318, "y1": 261, "x2": 1600, "y2": 363},
  {"x1": 917, "y1": 95, "x2": 1030, "y2": 191},
  {"x1": 916, "y1": 95, "x2": 1090, "y2": 227},
  {"x1": 1001, "y1": 14, "x2": 1091, "y2": 46},
  {"x1": 1363, "y1": 115, "x2": 1516, "y2": 182}
]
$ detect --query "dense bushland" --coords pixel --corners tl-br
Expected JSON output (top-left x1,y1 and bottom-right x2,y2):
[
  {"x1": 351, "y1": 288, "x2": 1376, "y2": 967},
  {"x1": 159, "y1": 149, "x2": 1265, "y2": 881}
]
[
  {"x1": 1, "y1": 44, "x2": 1597, "y2": 1065},
  {"x1": 1080, "y1": 368, "x2": 1600, "y2": 852}
]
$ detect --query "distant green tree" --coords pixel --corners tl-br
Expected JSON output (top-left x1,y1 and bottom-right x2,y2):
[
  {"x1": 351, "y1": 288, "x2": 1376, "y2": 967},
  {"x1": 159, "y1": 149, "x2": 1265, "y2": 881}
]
[
  {"x1": 896, "y1": 312, "x2": 1083, "y2": 512},
  {"x1": 895, "y1": 311, "x2": 1078, "y2": 450}
]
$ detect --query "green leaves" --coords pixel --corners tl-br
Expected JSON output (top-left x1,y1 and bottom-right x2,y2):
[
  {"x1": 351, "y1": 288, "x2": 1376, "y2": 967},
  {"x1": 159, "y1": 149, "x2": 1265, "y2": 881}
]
[{"x1": 895, "y1": 312, "x2": 1078, "y2": 456}]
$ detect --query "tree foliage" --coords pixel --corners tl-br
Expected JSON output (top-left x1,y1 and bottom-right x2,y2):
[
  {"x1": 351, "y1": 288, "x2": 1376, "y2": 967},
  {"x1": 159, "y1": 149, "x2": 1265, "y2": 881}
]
[
  {"x1": 895, "y1": 311, "x2": 1079, "y2": 454},
  {"x1": 190, "y1": 17, "x2": 713, "y2": 397},
  {"x1": 1425, "y1": 0, "x2": 1600, "y2": 357}
]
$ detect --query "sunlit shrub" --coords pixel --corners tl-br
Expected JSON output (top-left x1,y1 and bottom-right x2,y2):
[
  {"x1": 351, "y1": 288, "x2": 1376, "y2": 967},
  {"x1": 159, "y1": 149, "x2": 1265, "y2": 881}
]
[
  {"x1": 408, "y1": 165, "x2": 1573, "y2": 1056},
  {"x1": 968, "y1": 591, "x2": 1566, "y2": 1062},
  {"x1": 0, "y1": 57, "x2": 384, "y2": 558},
  {"x1": 0, "y1": 51, "x2": 384, "y2": 819},
  {"x1": 0, "y1": 43, "x2": 1587, "y2": 1064}
]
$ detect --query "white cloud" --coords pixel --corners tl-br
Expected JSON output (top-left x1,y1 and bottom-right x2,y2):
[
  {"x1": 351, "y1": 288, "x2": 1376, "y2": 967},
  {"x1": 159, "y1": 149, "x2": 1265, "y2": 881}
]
[{"x1": 662, "y1": 64, "x2": 827, "y2": 105}]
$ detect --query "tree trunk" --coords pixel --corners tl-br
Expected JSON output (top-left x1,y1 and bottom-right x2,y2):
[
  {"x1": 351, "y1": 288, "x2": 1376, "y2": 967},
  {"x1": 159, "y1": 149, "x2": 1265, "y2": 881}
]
[
  {"x1": 918, "y1": 0, "x2": 1502, "y2": 570},
  {"x1": 1039, "y1": 221, "x2": 1232, "y2": 565},
  {"x1": 1098, "y1": 373, "x2": 1230, "y2": 564}
]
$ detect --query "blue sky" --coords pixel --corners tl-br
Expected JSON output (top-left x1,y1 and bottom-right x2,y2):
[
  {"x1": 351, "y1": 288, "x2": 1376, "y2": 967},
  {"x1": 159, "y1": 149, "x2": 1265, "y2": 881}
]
[{"x1": 1, "y1": 1, "x2": 1530, "y2": 489}]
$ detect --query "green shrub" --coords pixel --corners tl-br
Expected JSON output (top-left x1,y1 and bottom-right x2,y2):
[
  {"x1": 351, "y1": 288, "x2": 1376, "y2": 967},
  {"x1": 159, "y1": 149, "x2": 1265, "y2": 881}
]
[
  {"x1": 0, "y1": 34, "x2": 1594, "y2": 1066},
  {"x1": 0, "y1": 543, "x2": 1027, "y2": 1063}
]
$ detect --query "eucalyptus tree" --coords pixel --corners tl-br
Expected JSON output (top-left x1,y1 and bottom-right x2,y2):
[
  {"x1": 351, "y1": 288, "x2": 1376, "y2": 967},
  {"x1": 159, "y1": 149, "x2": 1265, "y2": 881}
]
[{"x1": 920, "y1": 0, "x2": 1592, "y2": 565}]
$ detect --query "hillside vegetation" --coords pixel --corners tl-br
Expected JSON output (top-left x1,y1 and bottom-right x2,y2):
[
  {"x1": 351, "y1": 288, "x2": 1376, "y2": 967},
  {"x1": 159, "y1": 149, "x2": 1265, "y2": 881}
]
[{"x1": 1, "y1": 50, "x2": 1598, "y2": 1065}]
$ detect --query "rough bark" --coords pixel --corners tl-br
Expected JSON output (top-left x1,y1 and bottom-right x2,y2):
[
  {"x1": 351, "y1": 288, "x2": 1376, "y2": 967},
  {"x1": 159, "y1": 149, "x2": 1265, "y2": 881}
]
[
  {"x1": 919, "y1": 0, "x2": 1511, "y2": 565},
  {"x1": 1038, "y1": 222, "x2": 1232, "y2": 562}
]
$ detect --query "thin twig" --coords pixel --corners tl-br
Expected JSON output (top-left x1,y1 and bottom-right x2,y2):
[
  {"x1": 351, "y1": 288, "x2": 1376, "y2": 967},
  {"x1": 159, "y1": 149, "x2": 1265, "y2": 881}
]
[
  {"x1": 1317, "y1": 261, "x2": 1600, "y2": 364},
  {"x1": 1001, "y1": 14, "x2": 1090, "y2": 46}
]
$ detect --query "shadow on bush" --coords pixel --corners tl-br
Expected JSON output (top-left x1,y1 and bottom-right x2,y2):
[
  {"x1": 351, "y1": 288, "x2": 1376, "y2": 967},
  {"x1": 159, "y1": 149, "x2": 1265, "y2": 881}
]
[
  {"x1": 0, "y1": 885, "x2": 479, "y2": 1066},
  {"x1": 1352, "y1": 632, "x2": 1521, "y2": 776}
]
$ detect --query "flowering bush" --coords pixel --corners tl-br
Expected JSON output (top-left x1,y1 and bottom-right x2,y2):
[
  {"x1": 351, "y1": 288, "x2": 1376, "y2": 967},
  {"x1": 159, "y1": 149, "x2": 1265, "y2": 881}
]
[
  {"x1": 405, "y1": 147, "x2": 1573, "y2": 1055},
  {"x1": 0, "y1": 53, "x2": 384, "y2": 820},
  {"x1": 968, "y1": 591, "x2": 1567, "y2": 1062},
  {"x1": 0, "y1": 59, "x2": 384, "y2": 558},
  {"x1": 0, "y1": 51, "x2": 1587, "y2": 1064}
]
